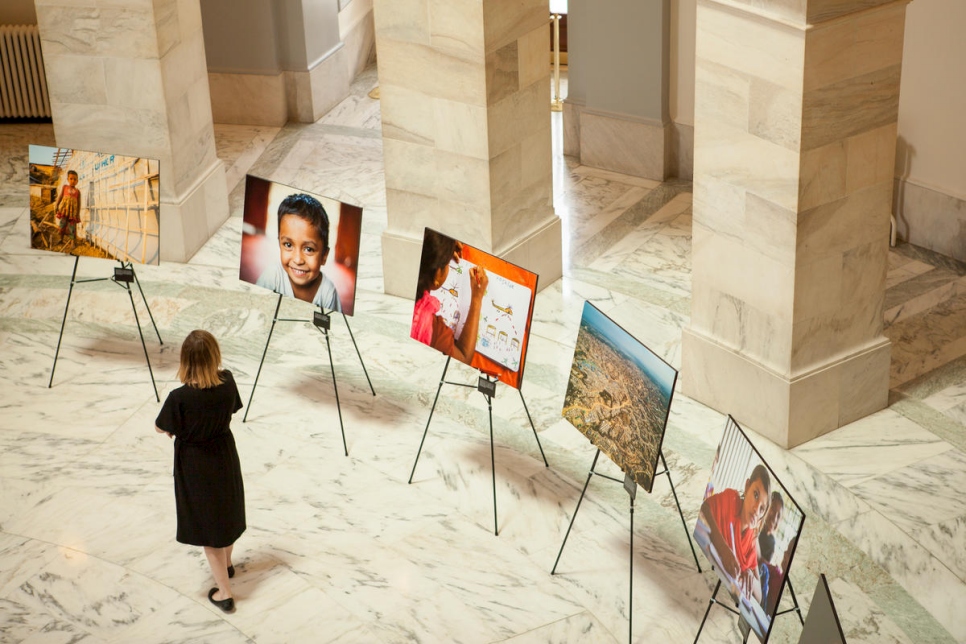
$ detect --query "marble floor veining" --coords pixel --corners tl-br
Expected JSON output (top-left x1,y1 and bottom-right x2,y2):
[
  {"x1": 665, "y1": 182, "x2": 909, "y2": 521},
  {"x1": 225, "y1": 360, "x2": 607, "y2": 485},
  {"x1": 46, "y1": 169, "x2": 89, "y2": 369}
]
[{"x1": 1, "y1": 66, "x2": 966, "y2": 643}]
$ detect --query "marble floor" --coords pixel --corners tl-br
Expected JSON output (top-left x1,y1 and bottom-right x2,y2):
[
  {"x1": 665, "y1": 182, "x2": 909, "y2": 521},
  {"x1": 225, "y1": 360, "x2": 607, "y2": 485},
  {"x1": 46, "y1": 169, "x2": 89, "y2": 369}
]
[{"x1": 1, "y1": 66, "x2": 965, "y2": 643}]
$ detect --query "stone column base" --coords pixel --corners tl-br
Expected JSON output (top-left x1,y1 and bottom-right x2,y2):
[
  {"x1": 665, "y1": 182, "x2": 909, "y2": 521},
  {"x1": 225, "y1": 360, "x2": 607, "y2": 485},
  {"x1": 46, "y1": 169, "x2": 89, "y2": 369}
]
[
  {"x1": 680, "y1": 328, "x2": 891, "y2": 448},
  {"x1": 159, "y1": 159, "x2": 229, "y2": 262},
  {"x1": 381, "y1": 216, "x2": 562, "y2": 299}
]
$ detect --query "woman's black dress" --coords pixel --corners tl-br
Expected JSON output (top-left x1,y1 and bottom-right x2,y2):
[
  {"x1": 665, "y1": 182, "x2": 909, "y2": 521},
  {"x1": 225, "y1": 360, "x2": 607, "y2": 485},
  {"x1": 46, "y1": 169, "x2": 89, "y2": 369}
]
[{"x1": 156, "y1": 370, "x2": 246, "y2": 547}]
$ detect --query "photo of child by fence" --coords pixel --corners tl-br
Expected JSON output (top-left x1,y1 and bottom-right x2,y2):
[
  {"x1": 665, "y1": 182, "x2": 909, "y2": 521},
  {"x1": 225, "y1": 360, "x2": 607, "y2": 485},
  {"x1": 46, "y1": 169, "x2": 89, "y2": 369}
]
[
  {"x1": 29, "y1": 145, "x2": 160, "y2": 264},
  {"x1": 693, "y1": 416, "x2": 805, "y2": 642}
]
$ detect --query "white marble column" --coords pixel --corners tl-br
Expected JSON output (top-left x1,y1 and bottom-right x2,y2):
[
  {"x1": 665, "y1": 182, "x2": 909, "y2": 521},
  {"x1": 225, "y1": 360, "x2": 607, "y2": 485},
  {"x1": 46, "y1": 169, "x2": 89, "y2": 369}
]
[
  {"x1": 681, "y1": 0, "x2": 910, "y2": 448},
  {"x1": 374, "y1": 0, "x2": 562, "y2": 298},
  {"x1": 36, "y1": 0, "x2": 228, "y2": 263}
]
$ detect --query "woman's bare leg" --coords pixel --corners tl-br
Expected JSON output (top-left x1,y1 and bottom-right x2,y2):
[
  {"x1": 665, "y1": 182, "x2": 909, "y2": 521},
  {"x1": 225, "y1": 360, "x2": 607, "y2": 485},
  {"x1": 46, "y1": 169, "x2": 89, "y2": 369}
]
[
  {"x1": 226, "y1": 543, "x2": 234, "y2": 569},
  {"x1": 204, "y1": 546, "x2": 232, "y2": 600}
]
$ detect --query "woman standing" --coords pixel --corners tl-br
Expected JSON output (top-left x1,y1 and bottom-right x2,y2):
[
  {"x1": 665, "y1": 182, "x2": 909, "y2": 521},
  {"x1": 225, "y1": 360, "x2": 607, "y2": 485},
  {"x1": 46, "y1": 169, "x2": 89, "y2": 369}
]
[{"x1": 156, "y1": 330, "x2": 246, "y2": 613}]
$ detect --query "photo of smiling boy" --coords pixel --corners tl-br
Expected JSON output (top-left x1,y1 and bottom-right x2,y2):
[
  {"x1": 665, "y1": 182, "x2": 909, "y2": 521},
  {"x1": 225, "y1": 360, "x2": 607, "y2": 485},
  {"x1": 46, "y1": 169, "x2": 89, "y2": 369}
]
[
  {"x1": 239, "y1": 175, "x2": 363, "y2": 315},
  {"x1": 255, "y1": 194, "x2": 340, "y2": 311}
]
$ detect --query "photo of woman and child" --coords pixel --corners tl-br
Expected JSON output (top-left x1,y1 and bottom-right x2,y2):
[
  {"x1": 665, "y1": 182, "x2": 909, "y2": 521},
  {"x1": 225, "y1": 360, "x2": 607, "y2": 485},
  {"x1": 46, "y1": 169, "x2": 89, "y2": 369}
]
[
  {"x1": 693, "y1": 416, "x2": 804, "y2": 642},
  {"x1": 239, "y1": 176, "x2": 363, "y2": 315}
]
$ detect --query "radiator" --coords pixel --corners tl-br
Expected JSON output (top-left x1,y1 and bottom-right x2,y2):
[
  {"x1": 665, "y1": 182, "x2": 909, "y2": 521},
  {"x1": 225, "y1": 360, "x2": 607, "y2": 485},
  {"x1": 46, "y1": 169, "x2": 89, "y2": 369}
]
[{"x1": 0, "y1": 25, "x2": 51, "y2": 118}]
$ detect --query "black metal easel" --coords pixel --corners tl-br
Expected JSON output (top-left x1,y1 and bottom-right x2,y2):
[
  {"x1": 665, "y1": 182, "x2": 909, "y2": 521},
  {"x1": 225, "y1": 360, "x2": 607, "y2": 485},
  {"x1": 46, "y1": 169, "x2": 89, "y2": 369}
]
[
  {"x1": 550, "y1": 448, "x2": 702, "y2": 643},
  {"x1": 693, "y1": 575, "x2": 804, "y2": 643},
  {"x1": 243, "y1": 293, "x2": 376, "y2": 456},
  {"x1": 408, "y1": 356, "x2": 549, "y2": 536},
  {"x1": 49, "y1": 256, "x2": 162, "y2": 401}
]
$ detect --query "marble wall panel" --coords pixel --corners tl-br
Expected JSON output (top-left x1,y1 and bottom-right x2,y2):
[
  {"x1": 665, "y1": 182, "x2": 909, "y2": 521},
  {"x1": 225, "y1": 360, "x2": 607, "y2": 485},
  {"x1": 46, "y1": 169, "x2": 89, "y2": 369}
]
[
  {"x1": 696, "y1": 1, "x2": 804, "y2": 93},
  {"x1": 486, "y1": 78, "x2": 546, "y2": 159},
  {"x1": 517, "y1": 123, "x2": 552, "y2": 194},
  {"x1": 491, "y1": 179, "x2": 553, "y2": 252},
  {"x1": 481, "y1": 0, "x2": 546, "y2": 55},
  {"x1": 748, "y1": 76, "x2": 803, "y2": 151},
  {"x1": 894, "y1": 179, "x2": 966, "y2": 263},
  {"x1": 694, "y1": 60, "x2": 751, "y2": 133},
  {"x1": 485, "y1": 41, "x2": 520, "y2": 106},
  {"x1": 796, "y1": 182, "x2": 893, "y2": 265},
  {"x1": 803, "y1": 3, "x2": 905, "y2": 92},
  {"x1": 433, "y1": 98, "x2": 489, "y2": 160},
  {"x1": 807, "y1": 0, "x2": 904, "y2": 23},
  {"x1": 159, "y1": 27, "x2": 206, "y2": 108},
  {"x1": 695, "y1": 122, "x2": 800, "y2": 211},
  {"x1": 378, "y1": 84, "x2": 436, "y2": 146},
  {"x1": 434, "y1": 149, "x2": 491, "y2": 206},
  {"x1": 517, "y1": 22, "x2": 549, "y2": 90},
  {"x1": 43, "y1": 54, "x2": 108, "y2": 105},
  {"x1": 375, "y1": 39, "x2": 486, "y2": 106},
  {"x1": 846, "y1": 123, "x2": 897, "y2": 193},
  {"x1": 835, "y1": 340, "x2": 891, "y2": 426},
  {"x1": 153, "y1": 0, "x2": 180, "y2": 57},
  {"x1": 428, "y1": 0, "x2": 484, "y2": 60},
  {"x1": 800, "y1": 65, "x2": 901, "y2": 152},
  {"x1": 799, "y1": 139, "x2": 847, "y2": 210},
  {"x1": 433, "y1": 196, "x2": 492, "y2": 247},
  {"x1": 384, "y1": 189, "x2": 439, "y2": 237},
  {"x1": 301, "y1": 46, "x2": 351, "y2": 122},
  {"x1": 208, "y1": 72, "x2": 288, "y2": 126},
  {"x1": 37, "y1": 4, "x2": 160, "y2": 58},
  {"x1": 48, "y1": 102, "x2": 170, "y2": 161},
  {"x1": 382, "y1": 138, "x2": 437, "y2": 196},
  {"x1": 103, "y1": 58, "x2": 165, "y2": 111},
  {"x1": 579, "y1": 111, "x2": 670, "y2": 181},
  {"x1": 371, "y1": 0, "x2": 430, "y2": 44}
]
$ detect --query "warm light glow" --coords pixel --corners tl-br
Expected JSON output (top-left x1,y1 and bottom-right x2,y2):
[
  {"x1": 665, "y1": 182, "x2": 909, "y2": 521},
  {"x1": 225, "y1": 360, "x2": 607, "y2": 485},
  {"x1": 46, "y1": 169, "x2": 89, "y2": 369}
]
[{"x1": 549, "y1": 0, "x2": 567, "y2": 14}]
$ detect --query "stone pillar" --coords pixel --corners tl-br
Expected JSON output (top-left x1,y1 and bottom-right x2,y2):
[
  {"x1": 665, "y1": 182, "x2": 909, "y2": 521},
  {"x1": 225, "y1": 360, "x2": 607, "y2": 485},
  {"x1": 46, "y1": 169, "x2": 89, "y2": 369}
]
[
  {"x1": 681, "y1": 0, "x2": 910, "y2": 448},
  {"x1": 564, "y1": 0, "x2": 671, "y2": 180},
  {"x1": 202, "y1": 0, "x2": 350, "y2": 126},
  {"x1": 36, "y1": 0, "x2": 228, "y2": 263},
  {"x1": 374, "y1": 0, "x2": 562, "y2": 298}
]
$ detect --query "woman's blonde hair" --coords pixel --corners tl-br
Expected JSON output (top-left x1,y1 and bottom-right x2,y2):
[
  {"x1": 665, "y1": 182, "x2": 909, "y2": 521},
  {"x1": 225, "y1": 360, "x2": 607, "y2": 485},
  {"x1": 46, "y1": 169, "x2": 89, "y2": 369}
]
[{"x1": 178, "y1": 330, "x2": 224, "y2": 388}]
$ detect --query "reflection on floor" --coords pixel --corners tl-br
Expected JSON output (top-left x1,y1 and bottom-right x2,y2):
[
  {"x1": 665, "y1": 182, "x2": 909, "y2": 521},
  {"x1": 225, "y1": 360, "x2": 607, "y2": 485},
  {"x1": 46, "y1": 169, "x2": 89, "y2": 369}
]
[{"x1": 0, "y1": 66, "x2": 964, "y2": 643}]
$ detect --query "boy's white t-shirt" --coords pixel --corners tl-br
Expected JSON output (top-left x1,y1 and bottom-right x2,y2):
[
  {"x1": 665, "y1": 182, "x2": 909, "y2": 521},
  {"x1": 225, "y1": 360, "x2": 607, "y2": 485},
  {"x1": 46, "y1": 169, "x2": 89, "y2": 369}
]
[{"x1": 255, "y1": 260, "x2": 342, "y2": 312}]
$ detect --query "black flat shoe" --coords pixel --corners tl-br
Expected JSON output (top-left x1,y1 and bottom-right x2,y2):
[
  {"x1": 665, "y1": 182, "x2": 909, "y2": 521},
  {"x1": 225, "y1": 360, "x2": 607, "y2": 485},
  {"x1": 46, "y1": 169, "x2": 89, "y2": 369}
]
[
  {"x1": 228, "y1": 565, "x2": 235, "y2": 578},
  {"x1": 208, "y1": 587, "x2": 234, "y2": 613}
]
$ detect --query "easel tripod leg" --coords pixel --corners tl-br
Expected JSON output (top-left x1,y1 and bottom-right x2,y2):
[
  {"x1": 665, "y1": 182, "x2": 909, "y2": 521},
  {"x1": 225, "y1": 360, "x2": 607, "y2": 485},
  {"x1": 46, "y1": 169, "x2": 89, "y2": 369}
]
[
  {"x1": 131, "y1": 263, "x2": 162, "y2": 344},
  {"x1": 341, "y1": 313, "x2": 375, "y2": 396},
  {"x1": 322, "y1": 326, "x2": 348, "y2": 456},
  {"x1": 552, "y1": 449, "x2": 602, "y2": 574},
  {"x1": 125, "y1": 280, "x2": 159, "y2": 402},
  {"x1": 693, "y1": 580, "x2": 722, "y2": 644},
  {"x1": 245, "y1": 294, "x2": 282, "y2": 422},
  {"x1": 488, "y1": 391, "x2": 498, "y2": 536},
  {"x1": 660, "y1": 451, "x2": 702, "y2": 573},
  {"x1": 49, "y1": 255, "x2": 79, "y2": 388},
  {"x1": 629, "y1": 496, "x2": 634, "y2": 644},
  {"x1": 409, "y1": 358, "x2": 450, "y2": 484},
  {"x1": 518, "y1": 388, "x2": 548, "y2": 467},
  {"x1": 785, "y1": 577, "x2": 804, "y2": 625}
]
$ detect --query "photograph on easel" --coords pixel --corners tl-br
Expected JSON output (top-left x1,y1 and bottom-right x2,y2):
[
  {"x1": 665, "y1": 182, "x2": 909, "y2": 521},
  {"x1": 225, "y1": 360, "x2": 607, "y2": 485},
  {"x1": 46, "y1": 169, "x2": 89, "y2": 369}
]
[
  {"x1": 411, "y1": 227, "x2": 538, "y2": 389},
  {"x1": 694, "y1": 415, "x2": 805, "y2": 642},
  {"x1": 29, "y1": 145, "x2": 160, "y2": 264},
  {"x1": 239, "y1": 175, "x2": 363, "y2": 315},
  {"x1": 561, "y1": 300, "x2": 677, "y2": 492}
]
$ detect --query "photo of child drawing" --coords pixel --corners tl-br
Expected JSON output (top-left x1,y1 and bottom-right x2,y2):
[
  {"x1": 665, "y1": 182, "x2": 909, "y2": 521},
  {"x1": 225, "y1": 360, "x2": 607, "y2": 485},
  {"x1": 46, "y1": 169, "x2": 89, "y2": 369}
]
[
  {"x1": 693, "y1": 416, "x2": 804, "y2": 642},
  {"x1": 29, "y1": 145, "x2": 160, "y2": 264},
  {"x1": 239, "y1": 175, "x2": 363, "y2": 315},
  {"x1": 410, "y1": 228, "x2": 538, "y2": 390}
]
